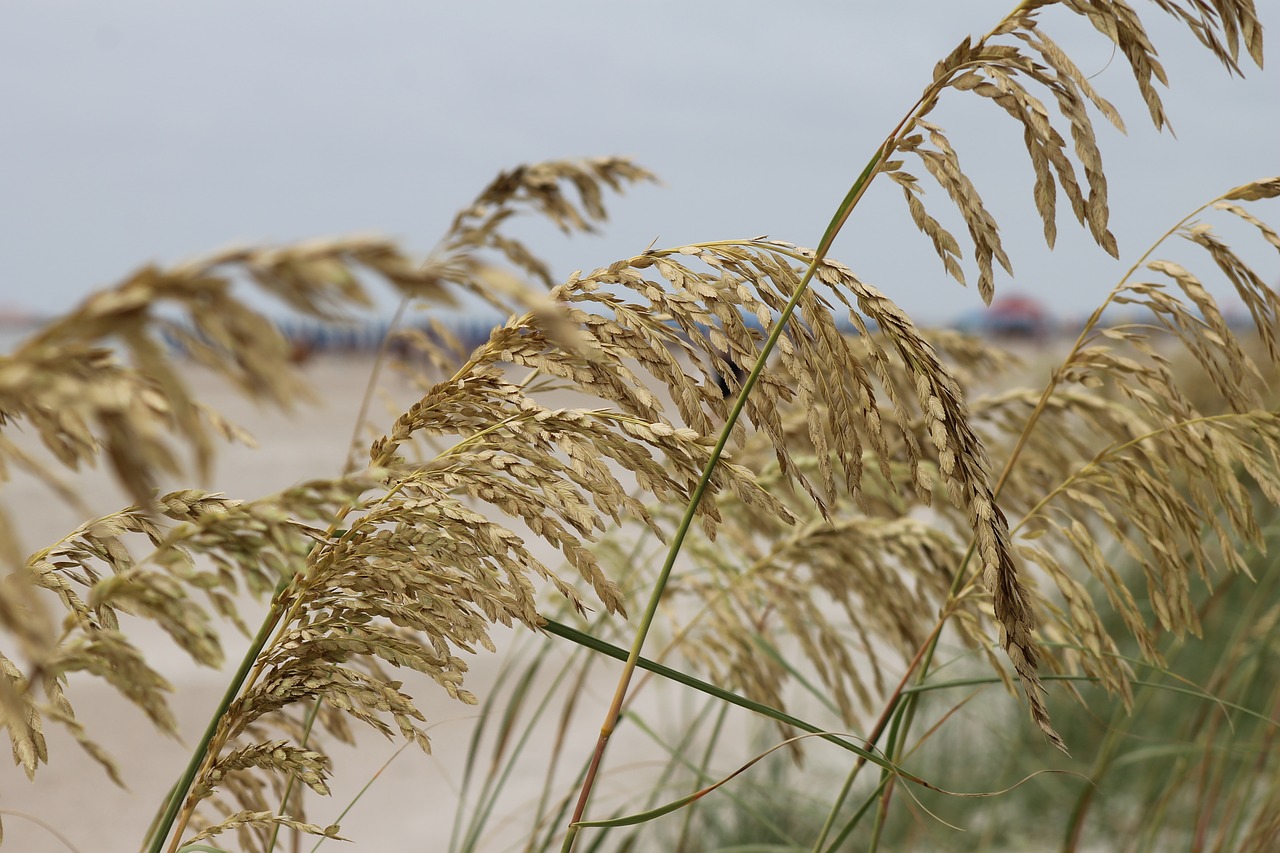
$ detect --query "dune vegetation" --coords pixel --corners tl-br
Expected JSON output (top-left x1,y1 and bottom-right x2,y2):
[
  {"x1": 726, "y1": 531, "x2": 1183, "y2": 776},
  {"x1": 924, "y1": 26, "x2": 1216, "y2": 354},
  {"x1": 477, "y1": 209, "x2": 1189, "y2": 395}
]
[{"x1": 2, "y1": 1, "x2": 1278, "y2": 851}]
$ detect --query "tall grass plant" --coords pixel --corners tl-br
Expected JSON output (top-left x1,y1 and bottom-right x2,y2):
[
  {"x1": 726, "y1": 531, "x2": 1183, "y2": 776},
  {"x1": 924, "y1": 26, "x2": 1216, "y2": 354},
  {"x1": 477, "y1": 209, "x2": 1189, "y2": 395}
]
[{"x1": 1, "y1": 2, "x2": 1278, "y2": 851}]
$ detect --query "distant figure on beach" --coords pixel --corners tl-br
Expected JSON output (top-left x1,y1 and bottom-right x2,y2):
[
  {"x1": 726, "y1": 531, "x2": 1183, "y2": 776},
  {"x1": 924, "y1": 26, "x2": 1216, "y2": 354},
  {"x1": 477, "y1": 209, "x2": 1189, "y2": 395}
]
[{"x1": 954, "y1": 294, "x2": 1051, "y2": 341}]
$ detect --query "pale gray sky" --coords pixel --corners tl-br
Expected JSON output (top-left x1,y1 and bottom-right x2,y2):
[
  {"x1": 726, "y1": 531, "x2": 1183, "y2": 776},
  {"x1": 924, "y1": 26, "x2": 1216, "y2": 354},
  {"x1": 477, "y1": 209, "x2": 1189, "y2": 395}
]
[{"x1": 1, "y1": 1, "x2": 1276, "y2": 326}]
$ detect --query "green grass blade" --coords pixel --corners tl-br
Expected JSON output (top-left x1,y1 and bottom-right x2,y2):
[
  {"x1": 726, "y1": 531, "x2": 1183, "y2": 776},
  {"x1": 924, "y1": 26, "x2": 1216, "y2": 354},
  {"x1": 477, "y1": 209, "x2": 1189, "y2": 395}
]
[{"x1": 542, "y1": 618, "x2": 891, "y2": 770}]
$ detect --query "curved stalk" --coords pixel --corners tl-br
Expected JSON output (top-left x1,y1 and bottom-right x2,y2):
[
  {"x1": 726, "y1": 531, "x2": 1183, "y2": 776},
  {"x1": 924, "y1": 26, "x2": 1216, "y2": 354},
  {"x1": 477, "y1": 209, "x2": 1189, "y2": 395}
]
[
  {"x1": 991, "y1": 194, "x2": 1225, "y2": 499},
  {"x1": 561, "y1": 147, "x2": 888, "y2": 853},
  {"x1": 557, "y1": 8, "x2": 1016, "y2": 838},
  {"x1": 542, "y1": 618, "x2": 899, "y2": 768}
]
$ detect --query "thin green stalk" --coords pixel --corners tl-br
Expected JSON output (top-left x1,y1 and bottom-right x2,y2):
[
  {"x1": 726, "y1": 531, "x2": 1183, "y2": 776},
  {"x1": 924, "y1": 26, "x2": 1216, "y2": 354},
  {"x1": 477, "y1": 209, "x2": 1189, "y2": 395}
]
[
  {"x1": 1211, "y1": 570, "x2": 1280, "y2": 850},
  {"x1": 0, "y1": 809, "x2": 83, "y2": 853},
  {"x1": 1065, "y1": 540, "x2": 1280, "y2": 851},
  {"x1": 525, "y1": 654, "x2": 601, "y2": 853},
  {"x1": 1063, "y1": 563, "x2": 1239, "y2": 850},
  {"x1": 450, "y1": 641, "x2": 533, "y2": 852},
  {"x1": 810, "y1": 752, "x2": 863, "y2": 853},
  {"x1": 309, "y1": 743, "x2": 411, "y2": 853},
  {"x1": 542, "y1": 619, "x2": 894, "y2": 768},
  {"x1": 1060, "y1": 678, "x2": 1156, "y2": 850},
  {"x1": 562, "y1": 120, "x2": 893, "y2": 853},
  {"x1": 808, "y1": 663, "x2": 917, "y2": 852},
  {"x1": 519, "y1": 540, "x2": 648, "y2": 853},
  {"x1": 752, "y1": 634, "x2": 842, "y2": 718},
  {"x1": 625, "y1": 708, "x2": 807, "y2": 850},
  {"x1": 454, "y1": 644, "x2": 545, "y2": 852},
  {"x1": 823, "y1": 776, "x2": 892, "y2": 853},
  {"x1": 820, "y1": 666, "x2": 1229, "y2": 853},
  {"x1": 1010, "y1": 411, "x2": 1257, "y2": 539},
  {"x1": 865, "y1": 701, "x2": 908, "y2": 853},
  {"x1": 153, "y1": 538, "x2": 351, "y2": 849},
  {"x1": 862, "y1": 650, "x2": 935, "y2": 852},
  {"x1": 808, "y1": 577, "x2": 959, "y2": 851},
  {"x1": 532, "y1": 760, "x2": 594, "y2": 853},
  {"x1": 144, "y1": 581, "x2": 290, "y2": 853},
  {"x1": 458, "y1": 643, "x2": 591, "y2": 853},
  {"x1": 142, "y1": 779, "x2": 182, "y2": 853},
  {"x1": 991, "y1": 190, "x2": 1229, "y2": 501}
]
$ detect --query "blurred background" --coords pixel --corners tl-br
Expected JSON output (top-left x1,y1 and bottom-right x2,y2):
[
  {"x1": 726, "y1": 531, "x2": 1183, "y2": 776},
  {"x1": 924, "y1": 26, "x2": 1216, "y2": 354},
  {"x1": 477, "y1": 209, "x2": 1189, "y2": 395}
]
[{"x1": 1, "y1": 0, "x2": 1277, "y2": 338}]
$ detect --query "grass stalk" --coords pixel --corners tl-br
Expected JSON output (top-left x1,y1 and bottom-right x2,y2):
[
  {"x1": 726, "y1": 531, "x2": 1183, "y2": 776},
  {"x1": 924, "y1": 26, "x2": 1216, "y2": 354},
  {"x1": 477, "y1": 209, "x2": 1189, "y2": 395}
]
[
  {"x1": 674, "y1": 701, "x2": 733, "y2": 852},
  {"x1": 309, "y1": 743, "x2": 411, "y2": 853},
  {"x1": 144, "y1": 581, "x2": 290, "y2": 853},
  {"x1": 341, "y1": 296, "x2": 410, "y2": 477},
  {"x1": 560, "y1": 150, "x2": 886, "y2": 851},
  {"x1": 558, "y1": 28, "x2": 992, "y2": 838},
  {"x1": 542, "y1": 618, "x2": 898, "y2": 768},
  {"x1": 808, "y1": 618, "x2": 945, "y2": 851}
]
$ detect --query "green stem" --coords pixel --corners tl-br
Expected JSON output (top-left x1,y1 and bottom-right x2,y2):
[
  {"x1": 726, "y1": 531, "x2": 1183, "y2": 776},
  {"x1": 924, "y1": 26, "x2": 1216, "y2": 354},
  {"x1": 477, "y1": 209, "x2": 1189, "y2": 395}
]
[
  {"x1": 865, "y1": 694, "x2": 910, "y2": 853},
  {"x1": 309, "y1": 743, "x2": 411, "y2": 853},
  {"x1": 675, "y1": 702, "x2": 733, "y2": 852},
  {"x1": 826, "y1": 776, "x2": 892, "y2": 852},
  {"x1": 561, "y1": 147, "x2": 889, "y2": 852},
  {"x1": 460, "y1": 645, "x2": 583, "y2": 852},
  {"x1": 542, "y1": 619, "x2": 894, "y2": 769},
  {"x1": 810, "y1": 732, "x2": 871, "y2": 852},
  {"x1": 807, "y1": 560, "x2": 966, "y2": 850},
  {"x1": 145, "y1": 579, "x2": 291, "y2": 853}
]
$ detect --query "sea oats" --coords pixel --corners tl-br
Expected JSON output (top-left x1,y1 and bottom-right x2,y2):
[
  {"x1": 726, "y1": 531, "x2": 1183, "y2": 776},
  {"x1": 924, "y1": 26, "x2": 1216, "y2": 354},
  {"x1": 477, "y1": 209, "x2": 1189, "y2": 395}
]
[
  {"x1": 670, "y1": 510, "x2": 964, "y2": 722},
  {"x1": 899, "y1": 121, "x2": 1013, "y2": 304},
  {"x1": 886, "y1": 167, "x2": 967, "y2": 284},
  {"x1": 192, "y1": 741, "x2": 331, "y2": 802},
  {"x1": 0, "y1": 2, "x2": 1272, "y2": 847},
  {"x1": 964, "y1": 186, "x2": 1280, "y2": 719},
  {"x1": 182, "y1": 811, "x2": 342, "y2": 850}
]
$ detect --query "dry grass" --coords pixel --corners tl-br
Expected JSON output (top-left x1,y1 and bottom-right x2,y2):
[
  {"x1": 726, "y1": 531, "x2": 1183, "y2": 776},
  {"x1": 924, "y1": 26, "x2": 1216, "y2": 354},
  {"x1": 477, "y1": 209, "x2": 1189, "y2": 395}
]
[{"x1": 0, "y1": 2, "x2": 1277, "y2": 851}]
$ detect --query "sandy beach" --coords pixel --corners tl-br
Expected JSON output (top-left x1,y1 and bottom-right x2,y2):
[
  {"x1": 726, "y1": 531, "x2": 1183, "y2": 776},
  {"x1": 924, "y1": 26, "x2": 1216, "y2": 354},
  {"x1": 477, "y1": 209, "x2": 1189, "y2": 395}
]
[{"x1": 1, "y1": 356, "x2": 753, "y2": 853}]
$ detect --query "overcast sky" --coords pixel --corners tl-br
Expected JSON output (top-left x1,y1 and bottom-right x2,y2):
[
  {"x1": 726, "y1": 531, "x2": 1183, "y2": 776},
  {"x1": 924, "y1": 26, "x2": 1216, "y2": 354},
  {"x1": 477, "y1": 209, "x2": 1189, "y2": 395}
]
[{"x1": 1, "y1": 1, "x2": 1276, "y2": 327}]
